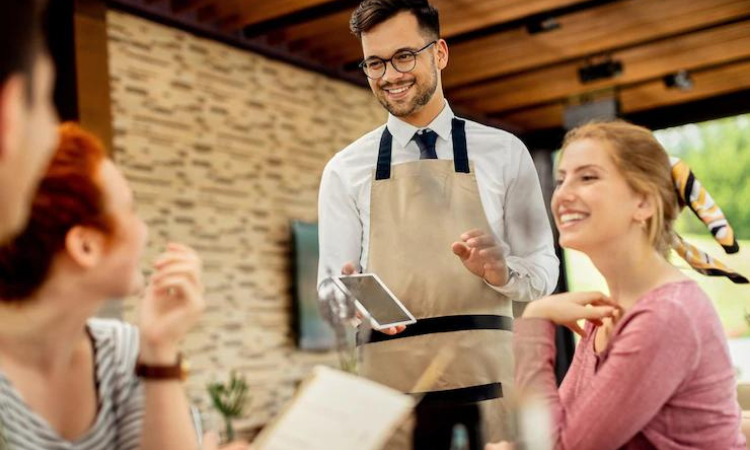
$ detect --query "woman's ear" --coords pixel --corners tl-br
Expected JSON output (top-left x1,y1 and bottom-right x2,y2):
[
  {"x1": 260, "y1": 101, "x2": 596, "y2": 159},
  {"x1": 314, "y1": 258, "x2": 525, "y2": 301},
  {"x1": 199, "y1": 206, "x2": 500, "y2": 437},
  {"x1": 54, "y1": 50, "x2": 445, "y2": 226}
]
[
  {"x1": 65, "y1": 226, "x2": 105, "y2": 268},
  {"x1": 634, "y1": 192, "x2": 656, "y2": 223}
]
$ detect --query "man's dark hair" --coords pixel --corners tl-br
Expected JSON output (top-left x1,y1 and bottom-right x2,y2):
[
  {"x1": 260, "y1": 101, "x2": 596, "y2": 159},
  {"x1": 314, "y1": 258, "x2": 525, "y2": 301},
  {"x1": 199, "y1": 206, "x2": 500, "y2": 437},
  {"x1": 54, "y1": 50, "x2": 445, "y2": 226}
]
[
  {"x1": 0, "y1": 0, "x2": 46, "y2": 99},
  {"x1": 350, "y1": 0, "x2": 440, "y2": 40}
]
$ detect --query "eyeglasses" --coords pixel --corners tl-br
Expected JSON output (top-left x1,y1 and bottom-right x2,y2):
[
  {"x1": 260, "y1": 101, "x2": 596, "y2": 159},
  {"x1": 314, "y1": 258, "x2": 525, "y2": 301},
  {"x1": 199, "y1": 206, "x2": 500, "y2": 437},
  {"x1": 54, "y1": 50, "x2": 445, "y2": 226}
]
[{"x1": 359, "y1": 41, "x2": 437, "y2": 80}]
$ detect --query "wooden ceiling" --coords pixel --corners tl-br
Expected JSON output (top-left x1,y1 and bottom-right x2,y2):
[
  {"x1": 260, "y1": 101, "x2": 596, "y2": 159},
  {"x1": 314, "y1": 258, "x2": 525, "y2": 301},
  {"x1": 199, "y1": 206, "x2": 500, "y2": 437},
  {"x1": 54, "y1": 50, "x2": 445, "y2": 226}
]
[{"x1": 109, "y1": 0, "x2": 750, "y2": 139}]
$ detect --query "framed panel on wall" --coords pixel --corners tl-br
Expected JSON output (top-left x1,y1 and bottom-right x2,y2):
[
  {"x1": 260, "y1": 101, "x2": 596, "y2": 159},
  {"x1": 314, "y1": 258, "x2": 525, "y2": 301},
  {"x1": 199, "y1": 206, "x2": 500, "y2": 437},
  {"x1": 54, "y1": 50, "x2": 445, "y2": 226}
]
[{"x1": 291, "y1": 221, "x2": 336, "y2": 351}]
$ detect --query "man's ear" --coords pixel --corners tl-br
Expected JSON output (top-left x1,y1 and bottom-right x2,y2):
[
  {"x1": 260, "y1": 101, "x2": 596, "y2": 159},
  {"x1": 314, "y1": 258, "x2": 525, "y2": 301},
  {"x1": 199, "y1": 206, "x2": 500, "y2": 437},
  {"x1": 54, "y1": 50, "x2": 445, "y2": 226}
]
[
  {"x1": 65, "y1": 225, "x2": 106, "y2": 269},
  {"x1": 436, "y1": 39, "x2": 449, "y2": 70},
  {"x1": 0, "y1": 75, "x2": 25, "y2": 162}
]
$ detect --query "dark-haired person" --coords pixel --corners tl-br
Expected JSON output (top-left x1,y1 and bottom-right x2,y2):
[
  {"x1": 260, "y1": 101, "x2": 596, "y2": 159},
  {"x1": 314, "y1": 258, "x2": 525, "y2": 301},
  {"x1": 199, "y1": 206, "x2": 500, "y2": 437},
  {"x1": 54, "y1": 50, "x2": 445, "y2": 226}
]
[
  {"x1": 0, "y1": 0, "x2": 59, "y2": 243},
  {"x1": 317, "y1": 1, "x2": 558, "y2": 448},
  {"x1": 0, "y1": 124, "x2": 247, "y2": 450}
]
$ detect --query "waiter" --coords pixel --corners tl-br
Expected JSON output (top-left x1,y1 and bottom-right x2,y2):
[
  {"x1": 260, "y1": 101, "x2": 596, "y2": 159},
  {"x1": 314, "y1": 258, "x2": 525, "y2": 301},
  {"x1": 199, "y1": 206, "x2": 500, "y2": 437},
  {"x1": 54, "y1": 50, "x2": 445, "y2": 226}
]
[{"x1": 317, "y1": 1, "x2": 558, "y2": 448}]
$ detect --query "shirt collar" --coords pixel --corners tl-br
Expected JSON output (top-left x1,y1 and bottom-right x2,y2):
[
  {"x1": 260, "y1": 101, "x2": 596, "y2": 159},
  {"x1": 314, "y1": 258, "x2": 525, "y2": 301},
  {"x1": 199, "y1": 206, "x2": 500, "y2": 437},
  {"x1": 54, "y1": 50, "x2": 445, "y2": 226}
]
[{"x1": 386, "y1": 100, "x2": 455, "y2": 148}]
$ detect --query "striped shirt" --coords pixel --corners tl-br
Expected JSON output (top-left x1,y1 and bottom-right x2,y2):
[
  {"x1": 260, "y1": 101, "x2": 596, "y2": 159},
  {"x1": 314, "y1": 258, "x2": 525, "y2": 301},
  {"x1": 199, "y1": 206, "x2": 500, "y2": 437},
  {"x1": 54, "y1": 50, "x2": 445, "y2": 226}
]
[{"x1": 0, "y1": 319, "x2": 144, "y2": 450}]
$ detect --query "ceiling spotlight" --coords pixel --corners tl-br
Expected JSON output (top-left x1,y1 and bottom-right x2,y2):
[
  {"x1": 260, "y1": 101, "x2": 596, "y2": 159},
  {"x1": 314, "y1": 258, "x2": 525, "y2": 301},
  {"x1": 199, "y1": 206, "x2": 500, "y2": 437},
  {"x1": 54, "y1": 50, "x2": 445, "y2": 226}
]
[
  {"x1": 526, "y1": 15, "x2": 561, "y2": 34},
  {"x1": 664, "y1": 70, "x2": 693, "y2": 91},
  {"x1": 578, "y1": 57, "x2": 623, "y2": 84}
]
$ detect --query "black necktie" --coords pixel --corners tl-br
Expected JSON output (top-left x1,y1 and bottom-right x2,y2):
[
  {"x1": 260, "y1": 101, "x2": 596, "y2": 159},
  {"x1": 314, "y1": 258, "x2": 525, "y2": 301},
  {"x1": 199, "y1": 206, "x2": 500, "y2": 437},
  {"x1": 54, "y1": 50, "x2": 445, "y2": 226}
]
[{"x1": 413, "y1": 129, "x2": 438, "y2": 160}]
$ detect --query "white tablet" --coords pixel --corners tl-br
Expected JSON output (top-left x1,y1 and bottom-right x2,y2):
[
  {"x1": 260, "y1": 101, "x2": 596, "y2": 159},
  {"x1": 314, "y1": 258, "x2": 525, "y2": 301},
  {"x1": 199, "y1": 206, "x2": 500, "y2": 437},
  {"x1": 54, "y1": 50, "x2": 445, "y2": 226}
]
[{"x1": 332, "y1": 273, "x2": 416, "y2": 331}]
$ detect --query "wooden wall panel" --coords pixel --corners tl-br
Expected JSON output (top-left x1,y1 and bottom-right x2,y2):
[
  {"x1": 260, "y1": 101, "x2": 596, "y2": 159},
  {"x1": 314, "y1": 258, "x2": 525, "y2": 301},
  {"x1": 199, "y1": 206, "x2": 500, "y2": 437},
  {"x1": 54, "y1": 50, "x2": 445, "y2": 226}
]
[{"x1": 76, "y1": 0, "x2": 114, "y2": 151}]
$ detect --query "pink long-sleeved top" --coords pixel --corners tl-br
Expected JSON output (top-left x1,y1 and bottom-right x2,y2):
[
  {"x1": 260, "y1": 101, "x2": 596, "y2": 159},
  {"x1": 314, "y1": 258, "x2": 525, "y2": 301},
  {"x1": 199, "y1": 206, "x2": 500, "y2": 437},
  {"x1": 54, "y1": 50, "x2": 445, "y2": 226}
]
[{"x1": 514, "y1": 280, "x2": 746, "y2": 450}]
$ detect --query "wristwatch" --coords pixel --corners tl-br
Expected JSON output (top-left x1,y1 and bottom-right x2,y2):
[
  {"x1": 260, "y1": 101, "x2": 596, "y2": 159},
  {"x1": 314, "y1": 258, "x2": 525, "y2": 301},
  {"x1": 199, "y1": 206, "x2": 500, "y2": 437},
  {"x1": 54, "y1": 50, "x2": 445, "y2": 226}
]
[{"x1": 135, "y1": 353, "x2": 190, "y2": 381}]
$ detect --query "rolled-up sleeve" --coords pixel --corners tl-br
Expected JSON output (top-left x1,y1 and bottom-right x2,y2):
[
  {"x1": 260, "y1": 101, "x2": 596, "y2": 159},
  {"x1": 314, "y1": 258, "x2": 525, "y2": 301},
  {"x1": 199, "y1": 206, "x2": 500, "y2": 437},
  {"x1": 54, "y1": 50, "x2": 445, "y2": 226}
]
[
  {"x1": 489, "y1": 139, "x2": 559, "y2": 302},
  {"x1": 317, "y1": 157, "x2": 363, "y2": 290}
]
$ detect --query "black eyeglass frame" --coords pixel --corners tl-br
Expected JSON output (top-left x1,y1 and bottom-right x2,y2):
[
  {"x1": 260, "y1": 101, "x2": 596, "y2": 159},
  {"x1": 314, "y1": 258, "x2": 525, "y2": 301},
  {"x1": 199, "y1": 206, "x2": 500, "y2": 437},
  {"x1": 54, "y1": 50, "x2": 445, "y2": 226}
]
[{"x1": 358, "y1": 41, "x2": 437, "y2": 80}]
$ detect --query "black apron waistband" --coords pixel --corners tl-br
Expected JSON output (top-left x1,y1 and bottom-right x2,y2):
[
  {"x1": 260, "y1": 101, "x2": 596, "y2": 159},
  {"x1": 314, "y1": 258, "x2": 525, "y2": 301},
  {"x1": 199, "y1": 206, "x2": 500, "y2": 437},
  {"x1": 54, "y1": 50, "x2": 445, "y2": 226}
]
[
  {"x1": 412, "y1": 382, "x2": 503, "y2": 406},
  {"x1": 358, "y1": 314, "x2": 513, "y2": 345}
]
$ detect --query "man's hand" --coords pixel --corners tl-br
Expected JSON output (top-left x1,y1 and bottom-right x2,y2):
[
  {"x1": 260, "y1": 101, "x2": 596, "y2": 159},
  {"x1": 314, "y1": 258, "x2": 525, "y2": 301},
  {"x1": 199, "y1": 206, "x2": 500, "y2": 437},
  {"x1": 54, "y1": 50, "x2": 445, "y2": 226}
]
[
  {"x1": 523, "y1": 291, "x2": 622, "y2": 337},
  {"x1": 138, "y1": 243, "x2": 205, "y2": 365},
  {"x1": 452, "y1": 229, "x2": 509, "y2": 287},
  {"x1": 341, "y1": 262, "x2": 406, "y2": 336}
]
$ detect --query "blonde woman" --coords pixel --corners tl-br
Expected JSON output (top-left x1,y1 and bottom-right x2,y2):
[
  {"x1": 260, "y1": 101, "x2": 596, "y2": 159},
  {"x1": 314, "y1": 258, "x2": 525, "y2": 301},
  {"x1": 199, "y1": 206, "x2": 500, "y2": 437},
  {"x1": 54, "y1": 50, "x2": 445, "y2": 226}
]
[{"x1": 479, "y1": 121, "x2": 745, "y2": 449}]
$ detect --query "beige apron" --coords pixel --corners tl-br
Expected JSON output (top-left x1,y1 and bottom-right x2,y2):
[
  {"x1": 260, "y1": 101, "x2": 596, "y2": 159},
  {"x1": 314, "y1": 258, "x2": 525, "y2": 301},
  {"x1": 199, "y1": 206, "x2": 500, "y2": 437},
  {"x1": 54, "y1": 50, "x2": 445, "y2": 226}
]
[{"x1": 360, "y1": 119, "x2": 516, "y2": 449}]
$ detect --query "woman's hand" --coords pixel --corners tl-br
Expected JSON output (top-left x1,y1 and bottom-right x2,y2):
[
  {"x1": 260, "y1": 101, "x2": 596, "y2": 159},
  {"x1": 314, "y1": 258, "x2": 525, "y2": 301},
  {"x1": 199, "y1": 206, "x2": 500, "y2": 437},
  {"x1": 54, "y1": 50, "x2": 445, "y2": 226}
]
[
  {"x1": 138, "y1": 243, "x2": 205, "y2": 364},
  {"x1": 523, "y1": 291, "x2": 622, "y2": 337},
  {"x1": 452, "y1": 229, "x2": 509, "y2": 287}
]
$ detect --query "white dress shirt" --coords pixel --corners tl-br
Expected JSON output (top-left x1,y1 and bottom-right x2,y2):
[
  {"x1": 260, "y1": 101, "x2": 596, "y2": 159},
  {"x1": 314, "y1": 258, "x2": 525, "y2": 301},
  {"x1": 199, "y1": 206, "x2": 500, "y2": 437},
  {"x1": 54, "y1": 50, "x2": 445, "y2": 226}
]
[{"x1": 317, "y1": 101, "x2": 559, "y2": 302}]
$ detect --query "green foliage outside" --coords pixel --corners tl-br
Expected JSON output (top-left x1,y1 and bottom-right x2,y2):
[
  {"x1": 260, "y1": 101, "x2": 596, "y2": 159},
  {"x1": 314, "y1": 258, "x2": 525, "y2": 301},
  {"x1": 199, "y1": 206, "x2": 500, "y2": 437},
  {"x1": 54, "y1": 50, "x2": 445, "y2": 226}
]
[
  {"x1": 207, "y1": 371, "x2": 249, "y2": 441},
  {"x1": 654, "y1": 114, "x2": 750, "y2": 239}
]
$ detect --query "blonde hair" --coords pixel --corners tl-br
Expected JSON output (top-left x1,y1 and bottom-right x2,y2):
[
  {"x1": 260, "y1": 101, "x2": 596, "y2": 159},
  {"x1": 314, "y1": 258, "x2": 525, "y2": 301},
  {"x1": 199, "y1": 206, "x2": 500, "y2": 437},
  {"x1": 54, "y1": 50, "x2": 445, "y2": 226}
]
[{"x1": 561, "y1": 120, "x2": 679, "y2": 256}]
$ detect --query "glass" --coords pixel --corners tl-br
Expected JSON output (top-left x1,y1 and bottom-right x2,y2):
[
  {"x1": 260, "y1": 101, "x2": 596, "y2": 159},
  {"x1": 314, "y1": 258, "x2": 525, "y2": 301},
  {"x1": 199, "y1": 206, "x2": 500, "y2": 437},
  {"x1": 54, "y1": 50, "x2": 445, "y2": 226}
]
[{"x1": 359, "y1": 41, "x2": 436, "y2": 79}]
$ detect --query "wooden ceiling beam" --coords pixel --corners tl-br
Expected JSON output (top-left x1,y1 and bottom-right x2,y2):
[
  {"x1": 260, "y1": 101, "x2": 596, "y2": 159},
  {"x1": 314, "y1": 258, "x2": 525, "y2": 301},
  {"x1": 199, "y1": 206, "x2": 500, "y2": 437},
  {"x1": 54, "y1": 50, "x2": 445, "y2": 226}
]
[
  {"x1": 170, "y1": 0, "x2": 215, "y2": 14},
  {"x1": 435, "y1": 0, "x2": 602, "y2": 38},
  {"x1": 520, "y1": 88, "x2": 750, "y2": 147},
  {"x1": 212, "y1": 0, "x2": 357, "y2": 33},
  {"x1": 444, "y1": 0, "x2": 750, "y2": 88},
  {"x1": 620, "y1": 58, "x2": 750, "y2": 112},
  {"x1": 287, "y1": 0, "x2": 617, "y2": 70},
  {"x1": 494, "y1": 58, "x2": 750, "y2": 131},
  {"x1": 445, "y1": 0, "x2": 622, "y2": 46},
  {"x1": 239, "y1": 0, "x2": 359, "y2": 37},
  {"x1": 451, "y1": 21, "x2": 750, "y2": 115},
  {"x1": 107, "y1": 0, "x2": 367, "y2": 88},
  {"x1": 625, "y1": 88, "x2": 750, "y2": 131}
]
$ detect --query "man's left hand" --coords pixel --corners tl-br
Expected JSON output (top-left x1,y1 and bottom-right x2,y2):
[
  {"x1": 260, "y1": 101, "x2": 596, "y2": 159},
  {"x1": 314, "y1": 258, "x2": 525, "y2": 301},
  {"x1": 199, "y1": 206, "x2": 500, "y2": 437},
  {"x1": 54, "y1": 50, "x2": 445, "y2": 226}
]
[{"x1": 452, "y1": 229, "x2": 509, "y2": 287}]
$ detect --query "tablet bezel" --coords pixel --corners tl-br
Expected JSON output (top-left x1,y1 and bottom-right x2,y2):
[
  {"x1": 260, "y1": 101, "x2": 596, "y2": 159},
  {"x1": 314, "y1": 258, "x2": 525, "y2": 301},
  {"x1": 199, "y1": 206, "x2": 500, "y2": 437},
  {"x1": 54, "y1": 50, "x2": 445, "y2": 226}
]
[{"x1": 332, "y1": 273, "x2": 417, "y2": 331}]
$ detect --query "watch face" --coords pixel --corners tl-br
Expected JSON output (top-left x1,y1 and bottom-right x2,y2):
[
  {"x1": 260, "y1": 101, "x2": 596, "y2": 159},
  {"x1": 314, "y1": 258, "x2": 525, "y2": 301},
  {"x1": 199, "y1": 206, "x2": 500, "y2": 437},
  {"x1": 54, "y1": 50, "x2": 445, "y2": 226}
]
[{"x1": 180, "y1": 359, "x2": 191, "y2": 380}]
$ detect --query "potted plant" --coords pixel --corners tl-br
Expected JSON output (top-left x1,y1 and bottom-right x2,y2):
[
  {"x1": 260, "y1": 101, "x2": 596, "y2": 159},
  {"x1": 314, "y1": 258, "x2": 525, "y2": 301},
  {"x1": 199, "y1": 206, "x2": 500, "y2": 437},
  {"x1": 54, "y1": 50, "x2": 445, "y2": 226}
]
[{"x1": 207, "y1": 371, "x2": 249, "y2": 441}]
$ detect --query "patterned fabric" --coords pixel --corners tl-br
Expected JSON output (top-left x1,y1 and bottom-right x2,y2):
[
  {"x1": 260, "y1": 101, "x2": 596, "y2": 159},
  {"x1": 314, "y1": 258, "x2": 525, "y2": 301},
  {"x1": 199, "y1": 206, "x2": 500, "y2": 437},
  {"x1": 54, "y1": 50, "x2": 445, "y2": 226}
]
[
  {"x1": 670, "y1": 157, "x2": 747, "y2": 284},
  {"x1": 0, "y1": 319, "x2": 145, "y2": 450}
]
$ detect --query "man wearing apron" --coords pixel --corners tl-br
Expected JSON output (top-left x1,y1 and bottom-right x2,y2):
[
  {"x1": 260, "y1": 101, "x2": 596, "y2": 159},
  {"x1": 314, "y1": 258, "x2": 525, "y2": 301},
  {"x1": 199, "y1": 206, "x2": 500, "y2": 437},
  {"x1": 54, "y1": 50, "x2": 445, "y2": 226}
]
[{"x1": 317, "y1": 1, "x2": 559, "y2": 449}]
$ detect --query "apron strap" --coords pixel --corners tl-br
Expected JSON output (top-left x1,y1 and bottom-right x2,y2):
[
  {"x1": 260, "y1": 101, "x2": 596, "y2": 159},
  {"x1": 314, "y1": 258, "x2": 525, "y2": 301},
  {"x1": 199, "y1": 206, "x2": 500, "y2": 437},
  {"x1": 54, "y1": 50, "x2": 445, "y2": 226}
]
[
  {"x1": 451, "y1": 118, "x2": 470, "y2": 174},
  {"x1": 412, "y1": 382, "x2": 503, "y2": 405},
  {"x1": 375, "y1": 127, "x2": 393, "y2": 180},
  {"x1": 358, "y1": 314, "x2": 513, "y2": 345},
  {"x1": 375, "y1": 118, "x2": 470, "y2": 180}
]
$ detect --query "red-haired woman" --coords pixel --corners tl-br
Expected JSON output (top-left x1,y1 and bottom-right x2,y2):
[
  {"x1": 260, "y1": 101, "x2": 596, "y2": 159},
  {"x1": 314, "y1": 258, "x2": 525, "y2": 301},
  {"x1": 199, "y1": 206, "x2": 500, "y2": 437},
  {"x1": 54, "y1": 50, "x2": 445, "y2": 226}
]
[{"x1": 0, "y1": 123, "x2": 244, "y2": 450}]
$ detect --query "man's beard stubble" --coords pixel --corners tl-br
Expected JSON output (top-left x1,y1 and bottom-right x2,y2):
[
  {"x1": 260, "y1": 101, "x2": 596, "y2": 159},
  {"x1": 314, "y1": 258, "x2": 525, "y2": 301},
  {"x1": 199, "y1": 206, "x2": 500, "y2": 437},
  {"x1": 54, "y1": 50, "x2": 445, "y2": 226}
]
[{"x1": 377, "y1": 66, "x2": 438, "y2": 118}]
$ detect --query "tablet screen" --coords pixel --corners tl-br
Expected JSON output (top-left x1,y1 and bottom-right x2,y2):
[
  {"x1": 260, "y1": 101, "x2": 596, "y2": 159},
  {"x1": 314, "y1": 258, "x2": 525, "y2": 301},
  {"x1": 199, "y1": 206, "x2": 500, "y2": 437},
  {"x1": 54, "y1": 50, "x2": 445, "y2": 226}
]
[{"x1": 337, "y1": 275, "x2": 414, "y2": 327}]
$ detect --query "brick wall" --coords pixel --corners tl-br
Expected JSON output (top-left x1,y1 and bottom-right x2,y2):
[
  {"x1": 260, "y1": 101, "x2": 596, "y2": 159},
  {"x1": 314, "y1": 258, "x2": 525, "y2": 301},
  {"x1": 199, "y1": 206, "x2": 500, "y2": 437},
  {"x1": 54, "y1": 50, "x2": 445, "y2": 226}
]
[{"x1": 107, "y1": 10, "x2": 385, "y2": 432}]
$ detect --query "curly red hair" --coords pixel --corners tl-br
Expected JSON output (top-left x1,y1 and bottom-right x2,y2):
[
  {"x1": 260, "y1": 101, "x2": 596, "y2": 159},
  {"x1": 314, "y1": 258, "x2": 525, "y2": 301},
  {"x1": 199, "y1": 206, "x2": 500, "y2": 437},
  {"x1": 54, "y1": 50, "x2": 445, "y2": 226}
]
[{"x1": 0, "y1": 122, "x2": 112, "y2": 301}]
